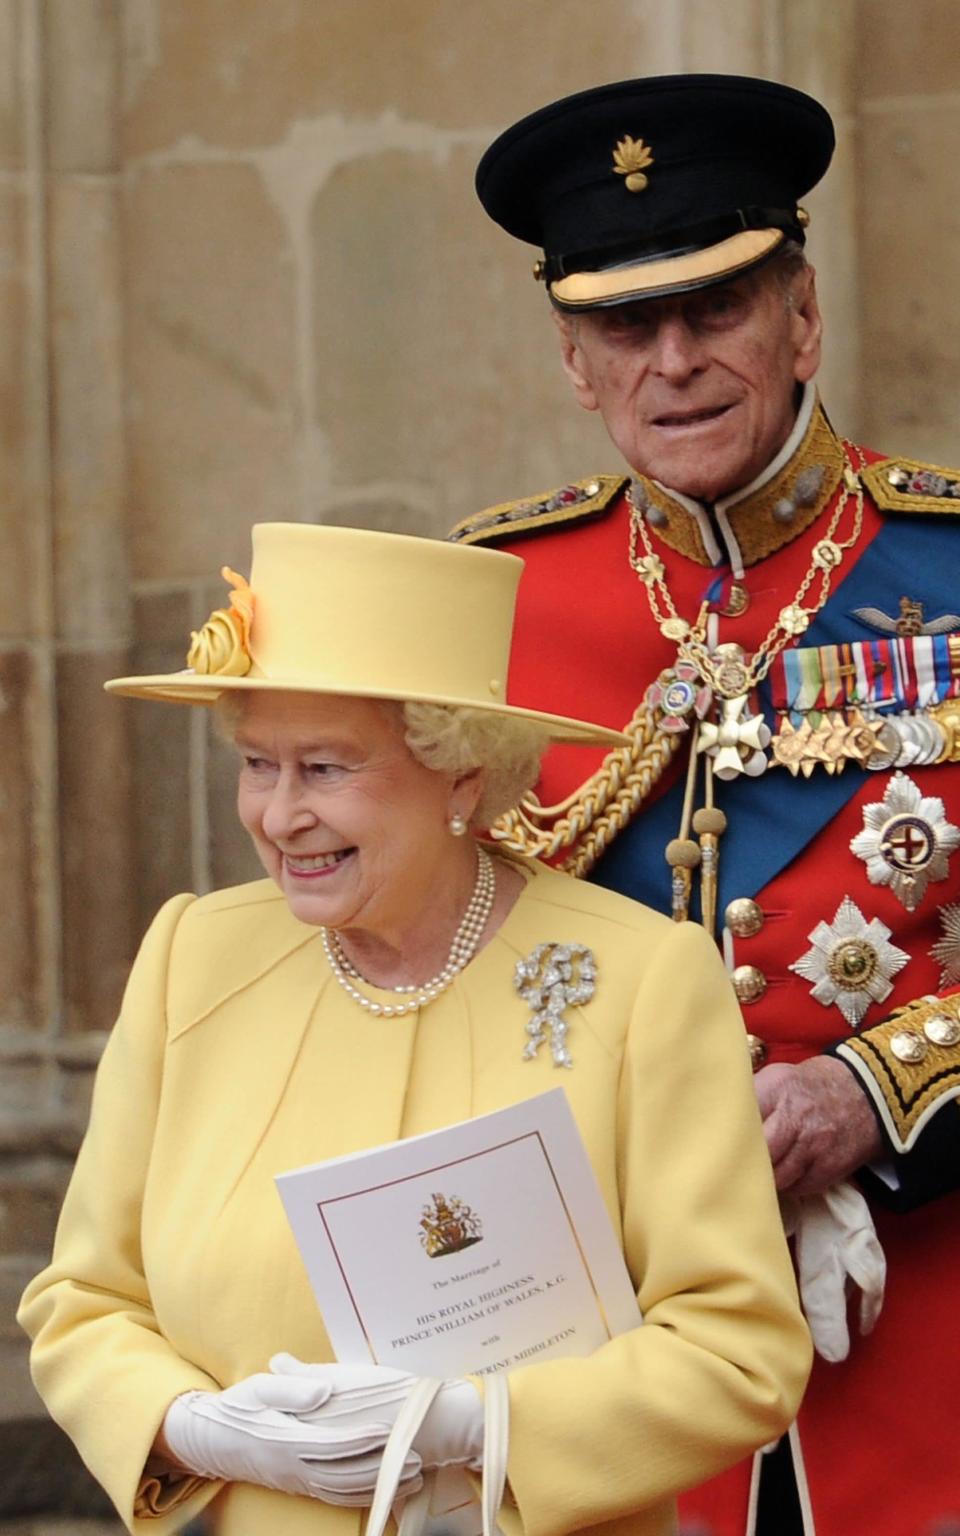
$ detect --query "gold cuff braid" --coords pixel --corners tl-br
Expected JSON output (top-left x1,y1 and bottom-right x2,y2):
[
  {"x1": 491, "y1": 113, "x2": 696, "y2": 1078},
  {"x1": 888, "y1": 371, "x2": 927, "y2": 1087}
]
[
  {"x1": 489, "y1": 704, "x2": 681, "y2": 878},
  {"x1": 836, "y1": 993, "x2": 960, "y2": 1153}
]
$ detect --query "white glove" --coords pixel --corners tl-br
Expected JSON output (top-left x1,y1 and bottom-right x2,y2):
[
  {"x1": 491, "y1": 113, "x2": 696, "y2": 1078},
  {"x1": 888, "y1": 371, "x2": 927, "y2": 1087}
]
[
  {"x1": 162, "y1": 1367, "x2": 422, "y2": 1506},
  {"x1": 270, "y1": 1353, "x2": 484, "y2": 1472},
  {"x1": 781, "y1": 1180, "x2": 887, "y2": 1363}
]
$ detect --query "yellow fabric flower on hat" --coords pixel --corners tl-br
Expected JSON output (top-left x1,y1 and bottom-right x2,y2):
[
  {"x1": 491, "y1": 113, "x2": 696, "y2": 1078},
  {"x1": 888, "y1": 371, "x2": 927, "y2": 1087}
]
[
  {"x1": 222, "y1": 566, "x2": 254, "y2": 649},
  {"x1": 186, "y1": 565, "x2": 255, "y2": 677}
]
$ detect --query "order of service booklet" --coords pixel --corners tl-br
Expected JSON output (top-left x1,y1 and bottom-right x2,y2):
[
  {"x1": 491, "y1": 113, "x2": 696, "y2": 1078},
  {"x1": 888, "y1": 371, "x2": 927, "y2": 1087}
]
[{"x1": 275, "y1": 1087, "x2": 641, "y2": 1380}]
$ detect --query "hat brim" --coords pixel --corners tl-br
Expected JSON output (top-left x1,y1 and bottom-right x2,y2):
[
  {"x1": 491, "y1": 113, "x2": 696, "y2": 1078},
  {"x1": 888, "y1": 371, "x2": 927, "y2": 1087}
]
[
  {"x1": 550, "y1": 227, "x2": 784, "y2": 311},
  {"x1": 103, "y1": 669, "x2": 629, "y2": 747}
]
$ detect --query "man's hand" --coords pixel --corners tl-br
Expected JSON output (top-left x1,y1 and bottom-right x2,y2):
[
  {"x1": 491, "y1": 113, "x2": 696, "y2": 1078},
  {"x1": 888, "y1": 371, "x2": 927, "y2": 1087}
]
[{"x1": 754, "y1": 1056, "x2": 883, "y2": 1194}]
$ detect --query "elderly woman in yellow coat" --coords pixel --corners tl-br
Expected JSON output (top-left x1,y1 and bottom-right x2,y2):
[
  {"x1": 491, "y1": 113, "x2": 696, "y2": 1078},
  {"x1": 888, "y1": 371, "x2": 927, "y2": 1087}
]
[{"x1": 19, "y1": 523, "x2": 811, "y2": 1536}]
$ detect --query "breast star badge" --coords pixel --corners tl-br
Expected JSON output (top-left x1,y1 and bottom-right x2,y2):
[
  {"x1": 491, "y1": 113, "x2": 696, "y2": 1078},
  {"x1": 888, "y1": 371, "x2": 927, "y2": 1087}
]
[
  {"x1": 850, "y1": 771, "x2": 960, "y2": 911},
  {"x1": 790, "y1": 896, "x2": 910, "y2": 1027},
  {"x1": 930, "y1": 902, "x2": 960, "y2": 989}
]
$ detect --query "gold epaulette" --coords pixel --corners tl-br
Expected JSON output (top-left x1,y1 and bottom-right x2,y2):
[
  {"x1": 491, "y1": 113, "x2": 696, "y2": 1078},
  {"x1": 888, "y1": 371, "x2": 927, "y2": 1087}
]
[
  {"x1": 447, "y1": 474, "x2": 628, "y2": 546},
  {"x1": 862, "y1": 456, "x2": 960, "y2": 516},
  {"x1": 835, "y1": 993, "x2": 960, "y2": 1153}
]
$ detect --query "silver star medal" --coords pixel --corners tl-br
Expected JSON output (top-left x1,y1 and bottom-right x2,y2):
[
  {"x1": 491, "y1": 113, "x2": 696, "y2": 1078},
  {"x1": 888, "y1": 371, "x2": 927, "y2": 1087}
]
[
  {"x1": 931, "y1": 902, "x2": 960, "y2": 989},
  {"x1": 790, "y1": 895, "x2": 910, "y2": 1027},
  {"x1": 514, "y1": 943, "x2": 596, "y2": 1067},
  {"x1": 850, "y1": 770, "x2": 960, "y2": 911}
]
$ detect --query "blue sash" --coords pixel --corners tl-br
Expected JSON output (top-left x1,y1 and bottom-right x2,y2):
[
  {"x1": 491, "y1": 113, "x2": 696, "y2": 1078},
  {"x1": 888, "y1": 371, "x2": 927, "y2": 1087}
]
[{"x1": 592, "y1": 513, "x2": 959, "y2": 914}]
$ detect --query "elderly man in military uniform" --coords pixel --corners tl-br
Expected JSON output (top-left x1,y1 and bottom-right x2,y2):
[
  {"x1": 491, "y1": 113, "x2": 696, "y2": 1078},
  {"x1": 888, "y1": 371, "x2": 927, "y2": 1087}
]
[{"x1": 452, "y1": 76, "x2": 960, "y2": 1536}]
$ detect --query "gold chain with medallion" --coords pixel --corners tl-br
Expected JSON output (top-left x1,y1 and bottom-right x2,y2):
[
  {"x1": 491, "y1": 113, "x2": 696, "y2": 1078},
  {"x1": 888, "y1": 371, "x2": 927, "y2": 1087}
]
[
  {"x1": 490, "y1": 444, "x2": 868, "y2": 880},
  {"x1": 624, "y1": 439, "x2": 868, "y2": 930},
  {"x1": 627, "y1": 440, "x2": 867, "y2": 698}
]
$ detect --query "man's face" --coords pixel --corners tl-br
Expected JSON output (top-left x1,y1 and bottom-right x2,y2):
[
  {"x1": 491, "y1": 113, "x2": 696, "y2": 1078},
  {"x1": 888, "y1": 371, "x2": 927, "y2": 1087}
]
[{"x1": 554, "y1": 261, "x2": 823, "y2": 502}]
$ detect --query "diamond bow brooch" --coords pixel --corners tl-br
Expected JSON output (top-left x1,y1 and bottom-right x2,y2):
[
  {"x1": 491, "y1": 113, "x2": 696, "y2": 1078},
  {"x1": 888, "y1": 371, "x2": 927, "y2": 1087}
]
[{"x1": 514, "y1": 943, "x2": 597, "y2": 1068}]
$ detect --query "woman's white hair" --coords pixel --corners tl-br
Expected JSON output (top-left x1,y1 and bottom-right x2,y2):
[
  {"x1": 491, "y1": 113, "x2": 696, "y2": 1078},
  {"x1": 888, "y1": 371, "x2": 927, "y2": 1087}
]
[
  {"x1": 401, "y1": 702, "x2": 549, "y2": 826},
  {"x1": 213, "y1": 693, "x2": 548, "y2": 826}
]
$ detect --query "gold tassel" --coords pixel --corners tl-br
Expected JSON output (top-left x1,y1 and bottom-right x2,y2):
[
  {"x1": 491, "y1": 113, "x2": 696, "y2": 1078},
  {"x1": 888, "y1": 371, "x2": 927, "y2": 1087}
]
[
  {"x1": 692, "y1": 758, "x2": 727, "y2": 937},
  {"x1": 665, "y1": 723, "x2": 701, "y2": 922}
]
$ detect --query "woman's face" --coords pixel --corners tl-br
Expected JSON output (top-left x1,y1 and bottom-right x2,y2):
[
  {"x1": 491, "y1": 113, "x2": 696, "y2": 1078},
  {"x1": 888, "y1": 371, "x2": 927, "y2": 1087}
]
[{"x1": 234, "y1": 691, "x2": 468, "y2": 935}]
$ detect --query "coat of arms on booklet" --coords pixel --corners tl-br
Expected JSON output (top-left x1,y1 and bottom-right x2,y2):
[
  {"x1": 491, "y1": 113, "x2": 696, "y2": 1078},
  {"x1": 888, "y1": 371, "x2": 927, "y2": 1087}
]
[{"x1": 275, "y1": 1087, "x2": 641, "y2": 1381}]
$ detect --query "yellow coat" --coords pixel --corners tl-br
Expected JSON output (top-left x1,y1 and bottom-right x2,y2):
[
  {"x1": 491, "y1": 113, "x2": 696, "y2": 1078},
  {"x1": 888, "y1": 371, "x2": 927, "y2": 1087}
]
[{"x1": 19, "y1": 860, "x2": 810, "y2": 1536}]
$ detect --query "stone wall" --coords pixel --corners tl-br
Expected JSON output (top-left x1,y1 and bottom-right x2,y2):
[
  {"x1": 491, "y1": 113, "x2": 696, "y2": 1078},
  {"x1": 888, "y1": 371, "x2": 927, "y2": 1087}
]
[
  {"x1": 859, "y1": 0, "x2": 960, "y2": 462},
  {"x1": 2, "y1": 0, "x2": 958, "y2": 1525}
]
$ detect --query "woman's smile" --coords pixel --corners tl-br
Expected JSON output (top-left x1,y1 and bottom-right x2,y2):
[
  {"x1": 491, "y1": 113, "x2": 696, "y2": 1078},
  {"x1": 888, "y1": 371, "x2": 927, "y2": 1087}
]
[{"x1": 283, "y1": 849, "x2": 356, "y2": 878}]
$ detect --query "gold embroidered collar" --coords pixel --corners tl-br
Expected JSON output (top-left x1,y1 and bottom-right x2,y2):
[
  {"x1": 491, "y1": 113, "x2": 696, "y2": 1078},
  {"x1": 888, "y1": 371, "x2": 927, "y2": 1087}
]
[{"x1": 632, "y1": 393, "x2": 846, "y2": 569}]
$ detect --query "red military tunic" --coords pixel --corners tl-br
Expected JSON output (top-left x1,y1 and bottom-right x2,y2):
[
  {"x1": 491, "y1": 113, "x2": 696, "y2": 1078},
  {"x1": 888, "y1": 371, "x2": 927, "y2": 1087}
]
[{"x1": 452, "y1": 394, "x2": 960, "y2": 1535}]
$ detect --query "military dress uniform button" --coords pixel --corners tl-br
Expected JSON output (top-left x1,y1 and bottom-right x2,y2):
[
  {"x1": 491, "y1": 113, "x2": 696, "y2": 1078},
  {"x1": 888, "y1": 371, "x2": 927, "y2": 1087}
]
[
  {"x1": 746, "y1": 1033, "x2": 768, "y2": 1070},
  {"x1": 732, "y1": 964, "x2": 767, "y2": 1004},
  {"x1": 890, "y1": 1029, "x2": 928, "y2": 1064},
  {"x1": 725, "y1": 898, "x2": 764, "y2": 938},
  {"x1": 924, "y1": 1013, "x2": 960, "y2": 1047}
]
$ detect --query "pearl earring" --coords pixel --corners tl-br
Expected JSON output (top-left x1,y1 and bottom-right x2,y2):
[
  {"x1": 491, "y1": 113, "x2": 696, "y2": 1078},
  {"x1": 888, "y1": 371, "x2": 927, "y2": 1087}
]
[{"x1": 449, "y1": 813, "x2": 468, "y2": 837}]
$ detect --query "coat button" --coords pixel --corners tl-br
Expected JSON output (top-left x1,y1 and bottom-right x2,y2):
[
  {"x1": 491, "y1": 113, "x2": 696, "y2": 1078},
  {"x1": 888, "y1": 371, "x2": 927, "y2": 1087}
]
[
  {"x1": 746, "y1": 1033, "x2": 768, "y2": 1070},
  {"x1": 890, "y1": 1029, "x2": 927, "y2": 1064},
  {"x1": 725, "y1": 898, "x2": 764, "y2": 938},
  {"x1": 732, "y1": 964, "x2": 767, "y2": 1004},
  {"x1": 923, "y1": 1013, "x2": 960, "y2": 1047}
]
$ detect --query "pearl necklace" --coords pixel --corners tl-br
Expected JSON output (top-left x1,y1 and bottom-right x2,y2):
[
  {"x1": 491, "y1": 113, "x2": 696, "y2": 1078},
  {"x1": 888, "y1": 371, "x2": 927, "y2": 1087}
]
[{"x1": 321, "y1": 846, "x2": 496, "y2": 1016}]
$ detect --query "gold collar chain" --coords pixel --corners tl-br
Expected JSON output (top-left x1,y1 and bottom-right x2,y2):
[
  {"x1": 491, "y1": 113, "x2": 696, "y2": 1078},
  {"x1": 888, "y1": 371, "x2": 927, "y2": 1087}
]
[{"x1": 627, "y1": 441, "x2": 867, "y2": 700}]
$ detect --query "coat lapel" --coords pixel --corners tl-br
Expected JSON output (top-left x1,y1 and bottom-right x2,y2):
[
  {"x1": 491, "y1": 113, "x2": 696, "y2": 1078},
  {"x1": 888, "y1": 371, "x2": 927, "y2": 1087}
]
[
  {"x1": 158, "y1": 882, "x2": 425, "y2": 1215},
  {"x1": 166, "y1": 879, "x2": 319, "y2": 1038}
]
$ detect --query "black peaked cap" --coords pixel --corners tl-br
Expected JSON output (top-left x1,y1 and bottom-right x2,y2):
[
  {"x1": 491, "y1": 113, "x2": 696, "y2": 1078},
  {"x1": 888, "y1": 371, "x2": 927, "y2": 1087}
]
[{"x1": 476, "y1": 75, "x2": 835, "y2": 308}]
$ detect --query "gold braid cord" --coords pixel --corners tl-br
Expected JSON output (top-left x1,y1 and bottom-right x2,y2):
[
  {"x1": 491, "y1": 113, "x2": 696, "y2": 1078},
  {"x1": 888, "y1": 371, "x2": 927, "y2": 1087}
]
[{"x1": 489, "y1": 703, "x2": 681, "y2": 879}]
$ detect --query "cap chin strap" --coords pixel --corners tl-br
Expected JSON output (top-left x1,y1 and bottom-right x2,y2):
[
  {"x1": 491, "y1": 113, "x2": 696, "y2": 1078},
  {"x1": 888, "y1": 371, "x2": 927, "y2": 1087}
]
[{"x1": 366, "y1": 1375, "x2": 510, "y2": 1536}]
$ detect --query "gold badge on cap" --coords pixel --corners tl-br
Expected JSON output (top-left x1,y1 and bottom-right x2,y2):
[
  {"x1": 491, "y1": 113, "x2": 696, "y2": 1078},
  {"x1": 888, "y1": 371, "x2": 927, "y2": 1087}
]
[{"x1": 612, "y1": 135, "x2": 654, "y2": 192}]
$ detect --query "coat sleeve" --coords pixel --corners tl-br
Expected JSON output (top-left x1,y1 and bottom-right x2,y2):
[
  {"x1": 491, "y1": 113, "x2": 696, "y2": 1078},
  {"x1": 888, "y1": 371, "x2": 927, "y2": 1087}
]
[
  {"x1": 17, "y1": 894, "x2": 223, "y2": 1535},
  {"x1": 828, "y1": 984, "x2": 960, "y2": 1210},
  {"x1": 504, "y1": 918, "x2": 812, "y2": 1536}
]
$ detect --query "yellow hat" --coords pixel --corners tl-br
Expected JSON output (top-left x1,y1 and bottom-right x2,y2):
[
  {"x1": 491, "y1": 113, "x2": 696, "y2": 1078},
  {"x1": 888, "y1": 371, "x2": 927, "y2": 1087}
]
[{"x1": 105, "y1": 523, "x2": 625, "y2": 746}]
